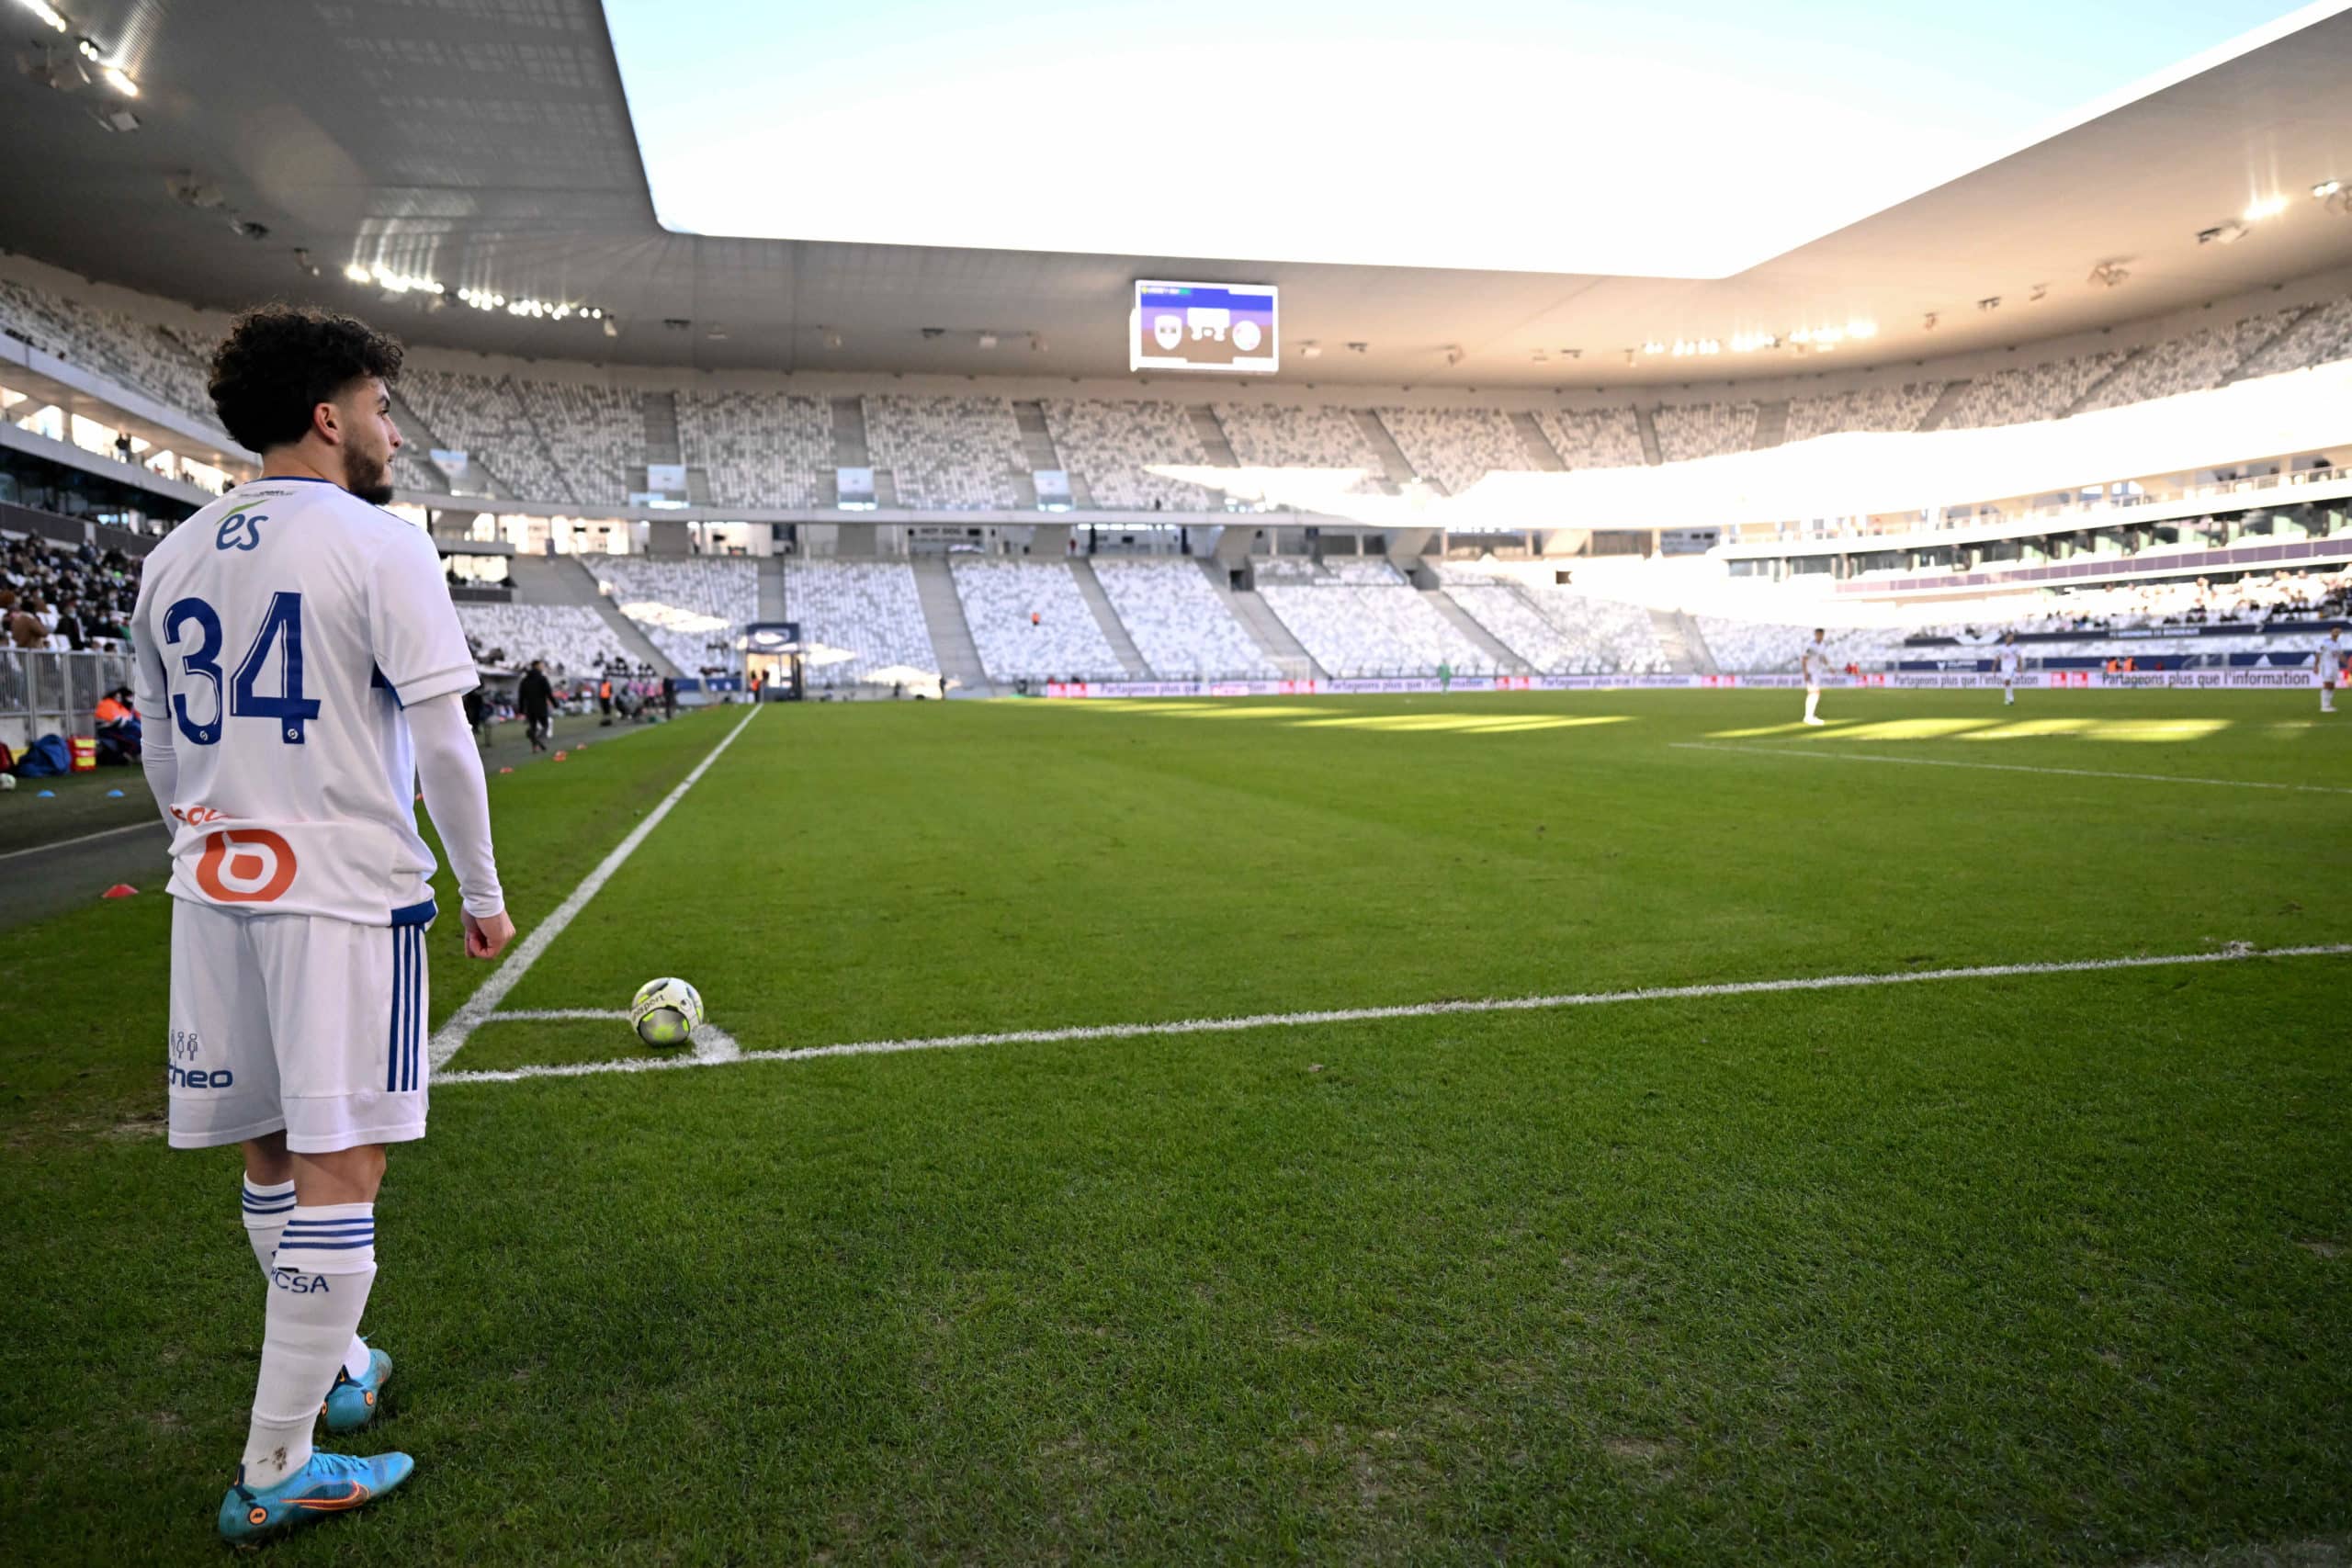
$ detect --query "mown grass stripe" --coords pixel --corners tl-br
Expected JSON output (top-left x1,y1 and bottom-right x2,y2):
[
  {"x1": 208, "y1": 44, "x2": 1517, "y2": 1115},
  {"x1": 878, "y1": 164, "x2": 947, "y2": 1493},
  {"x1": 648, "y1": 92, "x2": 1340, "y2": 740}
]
[
  {"x1": 427, "y1": 705, "x2": 763, "y2": 1070},
  {"x1": 1673, "y1": 740, "x2": 2352, "y2": 794}
]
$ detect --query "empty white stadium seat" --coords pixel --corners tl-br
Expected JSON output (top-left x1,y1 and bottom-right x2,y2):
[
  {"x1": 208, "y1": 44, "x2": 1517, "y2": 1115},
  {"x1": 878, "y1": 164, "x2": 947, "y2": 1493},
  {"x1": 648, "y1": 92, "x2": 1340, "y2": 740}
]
[
  {"x1": 783, "y1": 559, "x2": 938, "y2": 686},
  {"x1": 593, "y1": 557, "x2": 758, "y2": 675},
  {"x1": 952, "y1": 559, "x2": 1123, "y2": 681},
  {"x1": 1090, "y1": 558, "x2": 1279, "y2": 678}
]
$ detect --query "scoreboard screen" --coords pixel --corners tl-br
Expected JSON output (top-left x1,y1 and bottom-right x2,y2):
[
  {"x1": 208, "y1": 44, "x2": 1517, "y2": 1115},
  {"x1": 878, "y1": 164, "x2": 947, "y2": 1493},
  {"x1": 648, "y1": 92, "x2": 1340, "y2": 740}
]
[{"x1": 1130, "y1": 281, "x2": 1279, "y2": 374}]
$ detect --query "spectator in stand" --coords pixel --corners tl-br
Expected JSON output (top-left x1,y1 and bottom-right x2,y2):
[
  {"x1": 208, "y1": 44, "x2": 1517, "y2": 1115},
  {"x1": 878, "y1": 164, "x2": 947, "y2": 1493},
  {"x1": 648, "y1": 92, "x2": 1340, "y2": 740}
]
[
  {"x1": 114, "y1": 430, "x2": 132, "y2": 463},
  {"x1": 9, "y1": 600, "x2": 43, "y2": 649},
  {"x1": 519, "y1": 660, "x2": 553, "y2": 752},
  {"x1": 52, "y1": 597, "x2": 85, "y2": 651}
]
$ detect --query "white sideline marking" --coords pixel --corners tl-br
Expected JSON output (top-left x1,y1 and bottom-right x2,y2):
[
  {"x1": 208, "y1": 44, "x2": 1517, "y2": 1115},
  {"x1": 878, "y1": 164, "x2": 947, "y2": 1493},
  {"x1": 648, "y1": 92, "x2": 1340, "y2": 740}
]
[
  {"x1": 426, "y1": 705, "x2": 763, "y2": 1069},
  {"x1": 0, "y1": 818, "x2": 166, "y2": 862},
  {"x1": 433, "y1": 942, "x2": 2352, "y2": 1088},
  {"x1": 1671, "y1": 742, "x2": 2352, "y2": 795}
]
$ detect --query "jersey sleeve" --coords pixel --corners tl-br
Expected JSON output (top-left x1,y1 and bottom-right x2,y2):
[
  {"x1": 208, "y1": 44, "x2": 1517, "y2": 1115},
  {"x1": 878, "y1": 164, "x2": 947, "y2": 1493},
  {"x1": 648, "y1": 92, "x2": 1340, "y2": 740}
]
[
  {"x1": 367, "y1": 525, "x2": 477, "y2": 707},
  {"x1": 130, "y1": 573, "x2": 169, "y2": 727}
]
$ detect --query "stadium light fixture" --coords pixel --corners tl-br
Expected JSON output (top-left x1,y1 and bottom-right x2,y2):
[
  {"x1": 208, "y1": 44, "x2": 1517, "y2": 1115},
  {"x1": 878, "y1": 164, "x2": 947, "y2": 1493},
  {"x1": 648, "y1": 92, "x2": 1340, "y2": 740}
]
[
  {"x1": 98, "y1": 62, "x2": 133, "y2": 95},
  {"x1": 1846, "y1": 320, "x2": 1877, "y2": 340},
  {"x1": 17, "y1": 1, "x2": 69, "y2": 35},
  {"x1": 2241, "y1": 194, "x2": 2288, "y2": 222},
  {"x1": 2316, "y1": 179, "x2": 2345, "y2": 198},
  {"x1": 1640, "y1": 341, "x2": 1665, "y2": 355}
]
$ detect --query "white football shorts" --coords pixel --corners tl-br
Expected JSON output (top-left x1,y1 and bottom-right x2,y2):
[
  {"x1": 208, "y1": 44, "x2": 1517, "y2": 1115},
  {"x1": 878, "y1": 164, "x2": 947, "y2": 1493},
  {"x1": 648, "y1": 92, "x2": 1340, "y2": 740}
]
[{"x1": 166, "y1": 897, "x2": 434, "y2": 1153}]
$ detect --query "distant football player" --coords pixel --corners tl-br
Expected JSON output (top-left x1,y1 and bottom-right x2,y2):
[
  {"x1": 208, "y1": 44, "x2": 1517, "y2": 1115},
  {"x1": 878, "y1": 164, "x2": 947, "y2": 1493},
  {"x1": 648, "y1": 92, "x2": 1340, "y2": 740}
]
[
  {"x1": 2324, "y1": 626, "x2": 2344, "y2": 715},
  {"x1": 1802, "y1": 628, "x2": 1830, "y2": 726},
  {"x1": 1996, "y1": 632, "x2": 2022, "y2": 706},
  {"x1": 131, "y1": 306, "x2": 514, "y2": 1544}
]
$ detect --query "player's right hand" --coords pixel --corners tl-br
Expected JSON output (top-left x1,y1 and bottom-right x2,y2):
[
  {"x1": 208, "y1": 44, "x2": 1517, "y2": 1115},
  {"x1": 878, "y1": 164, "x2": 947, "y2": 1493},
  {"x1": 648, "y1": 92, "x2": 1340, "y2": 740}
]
[{"x1": 464, "y1": 908, "x2": 516, "y2": 960}]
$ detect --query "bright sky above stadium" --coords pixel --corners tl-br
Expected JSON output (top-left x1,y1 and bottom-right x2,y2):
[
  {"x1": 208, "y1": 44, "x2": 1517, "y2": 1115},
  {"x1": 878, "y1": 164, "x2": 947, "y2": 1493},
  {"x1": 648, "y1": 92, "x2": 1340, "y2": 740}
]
[{"x1": 606, "y1": 0, "x2": 2332, "y2": 276}]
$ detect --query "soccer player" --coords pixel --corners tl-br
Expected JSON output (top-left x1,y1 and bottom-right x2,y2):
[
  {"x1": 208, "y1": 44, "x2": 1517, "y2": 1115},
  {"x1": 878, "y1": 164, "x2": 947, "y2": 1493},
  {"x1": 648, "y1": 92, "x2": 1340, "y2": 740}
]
[
  {"x1": 2324, "y1": 626, "x2": 2344, "y2": 715},
  {"x1": 1996, "y1": 632, "x2": 2022, "y2": 705},
  {"x1": 130, "y1": 307, "x2": 514, "y2": 1544},
  {"x1": 1801, "y1": 628, "x2": 1830, "y2": 725}
]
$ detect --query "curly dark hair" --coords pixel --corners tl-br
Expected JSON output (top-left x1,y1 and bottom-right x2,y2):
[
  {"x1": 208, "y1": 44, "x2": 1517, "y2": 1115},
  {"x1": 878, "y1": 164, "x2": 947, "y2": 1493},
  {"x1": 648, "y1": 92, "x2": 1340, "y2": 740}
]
[{"x1": 208, "y1": 304, "x2": 403, "y2": 455}]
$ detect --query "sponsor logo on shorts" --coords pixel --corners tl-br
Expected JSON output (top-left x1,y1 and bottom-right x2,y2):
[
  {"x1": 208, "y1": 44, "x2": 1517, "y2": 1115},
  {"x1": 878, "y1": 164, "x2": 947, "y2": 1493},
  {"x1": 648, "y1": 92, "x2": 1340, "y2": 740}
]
[
  {"x1": 169, "y1": 1028, "x2": 201, "y2": 1062},
  {"x1": 167, "y1": 1062, "x2": 234, "y2": 1090}
]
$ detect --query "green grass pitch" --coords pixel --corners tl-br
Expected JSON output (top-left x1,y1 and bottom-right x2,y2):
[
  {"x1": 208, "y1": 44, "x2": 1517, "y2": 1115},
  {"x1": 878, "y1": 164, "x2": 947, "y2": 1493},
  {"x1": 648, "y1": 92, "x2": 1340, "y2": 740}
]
[{"x1": 2, "y1": 690, "x2": 2347, "y2": 1562}]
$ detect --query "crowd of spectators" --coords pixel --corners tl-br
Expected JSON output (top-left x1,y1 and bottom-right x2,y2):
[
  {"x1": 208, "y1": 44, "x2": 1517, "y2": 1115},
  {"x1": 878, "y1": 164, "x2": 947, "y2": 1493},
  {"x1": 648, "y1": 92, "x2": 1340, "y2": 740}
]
[{"x1": 2, "y1": 534, "x2": 140, "y2": 651}]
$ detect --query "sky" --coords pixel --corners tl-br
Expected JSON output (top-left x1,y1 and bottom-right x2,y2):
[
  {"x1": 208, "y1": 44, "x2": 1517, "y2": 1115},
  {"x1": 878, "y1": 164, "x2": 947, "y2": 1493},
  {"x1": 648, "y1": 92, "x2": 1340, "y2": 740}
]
[{"x1": 604, "y1": 0, "x2": 2334, "y2": 277}]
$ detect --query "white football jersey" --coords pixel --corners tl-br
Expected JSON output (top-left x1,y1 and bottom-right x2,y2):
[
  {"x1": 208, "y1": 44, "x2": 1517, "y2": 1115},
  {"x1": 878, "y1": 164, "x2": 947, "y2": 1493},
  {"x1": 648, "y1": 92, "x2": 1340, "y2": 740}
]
[
  {"x1": 1997, "y1": 645, "x2": 2021, "y2": 674},
  {"x1": 131, "y1": 477, "x2": 477, "y2": 926},
  {"x1": 1802, "y1": 641, "x2": 1831, "y2": 680}
]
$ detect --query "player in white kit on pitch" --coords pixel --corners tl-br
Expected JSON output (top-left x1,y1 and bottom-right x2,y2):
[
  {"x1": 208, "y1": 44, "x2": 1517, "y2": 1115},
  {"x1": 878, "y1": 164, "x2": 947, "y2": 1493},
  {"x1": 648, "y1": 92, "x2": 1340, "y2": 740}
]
[
  {"x1": 1996, "y1": 633, "x2": 2022, "y2": 705},
  {"x1": 130, "y1": 307, "x2": 515, "y2": 1544},
  {"x1": 2322, "y1": 626, "x2": 2343, "y2": 714},
  {"x1": 1801, "y1": 629, "x2": 1830, "y2": 725}
]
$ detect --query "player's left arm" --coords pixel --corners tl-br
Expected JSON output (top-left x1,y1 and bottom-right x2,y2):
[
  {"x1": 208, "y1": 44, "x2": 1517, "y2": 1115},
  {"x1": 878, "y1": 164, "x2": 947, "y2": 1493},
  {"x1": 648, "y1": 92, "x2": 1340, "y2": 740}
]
[
  {"x1": 129, "y1": 572, "x2": 178, "y2": 828},
  {"x1": 410, "y1": 692, "x2": 512, "y2": 959},
  {"x1": 368, "y1": 525, "x2": 514, "y2": 959}
]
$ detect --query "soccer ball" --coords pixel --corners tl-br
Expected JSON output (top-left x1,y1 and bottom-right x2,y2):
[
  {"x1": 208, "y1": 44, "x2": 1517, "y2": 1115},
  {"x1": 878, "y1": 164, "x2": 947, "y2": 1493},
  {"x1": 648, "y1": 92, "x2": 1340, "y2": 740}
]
[{"x1": 629, "y1": 976, "x2": 704, "y2": 1049}]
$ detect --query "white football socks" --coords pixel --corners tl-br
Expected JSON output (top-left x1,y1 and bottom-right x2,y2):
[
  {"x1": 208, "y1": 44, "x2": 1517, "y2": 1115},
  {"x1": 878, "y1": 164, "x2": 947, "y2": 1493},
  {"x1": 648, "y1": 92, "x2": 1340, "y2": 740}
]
[
  {"x1": 242, "y1": 1179, "x2": 370, "y2": 1381},
  {"x1": 239, "y1": 1202, "x2": 377, "y2": 1484},
  {"x1": 1803, "y1": 691, "x2": 1820, "y2": 722}
]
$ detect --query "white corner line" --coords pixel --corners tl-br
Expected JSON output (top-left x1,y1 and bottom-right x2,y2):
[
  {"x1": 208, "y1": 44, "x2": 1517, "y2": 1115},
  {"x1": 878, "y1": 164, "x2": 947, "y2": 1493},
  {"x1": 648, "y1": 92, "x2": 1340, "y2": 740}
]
[
  {"x1": 433, "y1": 942, "x2": 2352, "y2": 1088},
  {"x1": 427, "y1": 705, "x2": 763, "y2": 1070},
  {"x1": 1669, "y1": 741, "x2": 2352, "y2": 795}
]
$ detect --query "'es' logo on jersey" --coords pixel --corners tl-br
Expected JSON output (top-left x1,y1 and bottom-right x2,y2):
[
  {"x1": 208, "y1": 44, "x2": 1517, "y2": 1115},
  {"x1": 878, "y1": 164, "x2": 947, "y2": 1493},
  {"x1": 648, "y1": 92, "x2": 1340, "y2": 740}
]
[
  {"x1": 215, "y1": 511, "x2": 266, "y2": 552},
  {"x1": 195, "y1": 829, "x2": 298, "y2": 903}
]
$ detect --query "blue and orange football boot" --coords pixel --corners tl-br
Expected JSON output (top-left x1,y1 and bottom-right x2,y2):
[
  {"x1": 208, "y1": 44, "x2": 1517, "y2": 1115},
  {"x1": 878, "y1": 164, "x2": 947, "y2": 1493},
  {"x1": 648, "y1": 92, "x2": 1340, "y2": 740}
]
[
  {"x1": 217, "y1": 1450, "x2": 413, "y2": 1544},
  {"x1": 322, "y1": 1344, "x2": 393, "y2": 1433}
]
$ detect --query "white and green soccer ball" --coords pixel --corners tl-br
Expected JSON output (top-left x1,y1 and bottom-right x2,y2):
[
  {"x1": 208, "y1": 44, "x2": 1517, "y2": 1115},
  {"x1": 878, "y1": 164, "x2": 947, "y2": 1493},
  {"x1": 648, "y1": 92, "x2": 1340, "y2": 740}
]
[{"x1": 629, "y1": 976, "x2": 704, "y2": 1049}]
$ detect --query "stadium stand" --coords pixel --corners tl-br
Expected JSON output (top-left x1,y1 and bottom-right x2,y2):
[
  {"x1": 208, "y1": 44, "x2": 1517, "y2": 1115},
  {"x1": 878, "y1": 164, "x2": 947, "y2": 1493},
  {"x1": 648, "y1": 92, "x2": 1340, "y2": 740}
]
[
  {"x1": 515, "y1": 379, "x2": 640, "y2": 507},
  {"x1": 1536, "y1": 407, "x2": 1647, "y2": 468},
  {"x1": 1215, "y1": 403, "x2": 1382, "y2": 472},
  {"x1": 1435, "y1": 564, "x2": 1671, "y2": 672},
  {"x1": 865, "y1": 395, "x2": 1026, "y2": 509},
  {"x1": 1090, "y1": 558, "x2": 1281, "y2": 678},
  {"x1": 1040, "y1": 400, "x2": 1221, "y2": 510},
  {"x1": 951, "y1": 558, "x2": 1124, "y2": 681},
  {"x1": 1692, "y1": 616, "x2": 1909, "y2": 672},
  {"x1": 592, "y1": 557, "x2": 757, "y2": 675},
  {"x1": 401, "y1": 367, "x2": 571, "y2": 501},
  {"x1": 2227, "y1": 297, "x2": 2352, "y2": 382},
  {"x1": 391, "y1": 447, "x2": 442, "y2": 491},
  {"x1": 454, "y1": 603, "x2": 626, "y2": 677},
  {"x1": 1375, "y1": 407, "x2": 1526, "y2": 495},
  {"x1": 680, "y1": 389, "x2": 831, "y2": 510},
  {"x1": 1938, "y1": 352, "x2": 2120, "y2": 429},
  {"x1": 0, "y1": 531, "x2": 141, "y2": 649},
  {"x1": 1784, "y1": 382, "x2": 1944, "y2": 444},
  {"x1": 1254, "y1": 559, "x2": 1495, "y2": 676},
  {"x1": 2074, "y1": 310, "x2": 2301, "y2": 412},
  {"x1": 1654, "y1": 401, "x2": 1759, "y2": 463},
  {"x1": 783, "y1": 559, "x2": 938, "y2": 688},
  {"x1": 0, "y1": 277, "x2": 217, "y2": 426}
]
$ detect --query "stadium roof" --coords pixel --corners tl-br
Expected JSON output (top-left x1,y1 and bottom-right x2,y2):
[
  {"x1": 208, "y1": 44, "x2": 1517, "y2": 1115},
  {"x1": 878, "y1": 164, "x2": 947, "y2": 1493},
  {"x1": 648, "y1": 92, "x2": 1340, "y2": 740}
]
[{"x1": 2, "y1": 0, "x2": 2349, "y2": 389}]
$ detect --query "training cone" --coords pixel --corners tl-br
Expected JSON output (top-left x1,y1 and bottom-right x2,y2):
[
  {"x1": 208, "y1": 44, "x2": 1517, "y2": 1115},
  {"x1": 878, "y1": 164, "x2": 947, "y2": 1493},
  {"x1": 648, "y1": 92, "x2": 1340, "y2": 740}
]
[
  {"x1": 37, "y1": 789, "x2": 55, "y2": 798},
  {"x1": 499, "y1": 766, "x2": 514, "y2": 774},
  {"x1": 101, "y1": 884, "x2": 139, "y2": 899},
  {"x1": 553, "y1": 750, "x2": 567, "y2": 761},
  {"x1": 106, "y1": 788, "x2": 125, "y2": 798}
]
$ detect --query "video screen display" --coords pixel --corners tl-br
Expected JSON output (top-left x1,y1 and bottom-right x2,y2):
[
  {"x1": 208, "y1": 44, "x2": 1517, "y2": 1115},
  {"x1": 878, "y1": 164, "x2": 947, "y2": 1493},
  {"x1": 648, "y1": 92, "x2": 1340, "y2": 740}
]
[{"x1": 1131, "y1": 281, "x2": 1279, "y2": 374}]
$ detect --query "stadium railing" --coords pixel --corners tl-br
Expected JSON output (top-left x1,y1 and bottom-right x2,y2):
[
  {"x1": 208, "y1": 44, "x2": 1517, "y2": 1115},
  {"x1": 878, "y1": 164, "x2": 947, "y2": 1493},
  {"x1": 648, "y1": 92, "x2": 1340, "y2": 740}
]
[{"x1": 0, "y1": 647, "x2": 137, "y2": 752}]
